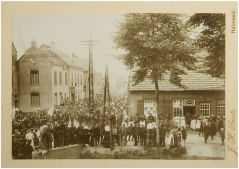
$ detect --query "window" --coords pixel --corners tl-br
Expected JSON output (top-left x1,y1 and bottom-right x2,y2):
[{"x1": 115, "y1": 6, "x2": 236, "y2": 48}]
[
  {"x1": 144, "y1": 99, "x2": 156, "y2": 117},
  {"x1": 54, "y1": 71, "x2": 57, "y2": 86},
  {"x1": 65, "y1": 72, "x2": 67, "y2": 85},
  {"x1": 81, "y1": 75, "x2": 83, "y2": 85},
  {"x1": 78, "y1": 75, "x2": 80, "y2": 85},
  {"x1": 173, "y1": 99, "x2": 183, "y2": 117},
  {"x1": 31, "y1": 93, "x2": 40, "y2": 106},
  {"x1": 30, "y1": 70, "x2": 39, "y2": 85},
  {"x1": 199, "y1": 103, "x2": 210, "y2": 117},
  {"x1": 59, "y1": 72, "x2": 62, "y2": 85},
  {"x1": 218, "y1": 100, "x2": 225, "y2": 117}
]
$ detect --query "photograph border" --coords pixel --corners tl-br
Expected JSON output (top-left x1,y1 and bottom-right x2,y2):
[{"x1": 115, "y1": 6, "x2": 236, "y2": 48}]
[{"x1": 2, "y1": 1, "x2": 238, "y2": 168}]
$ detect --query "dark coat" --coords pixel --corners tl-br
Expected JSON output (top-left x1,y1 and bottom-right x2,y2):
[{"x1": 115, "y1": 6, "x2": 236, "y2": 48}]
[
  {"x1": 83, "y1": 129, "x2": 90, "y2": 144},
  {"x1": 140, "y1": 128, "x2": 147, "y2": 139},
  {"x1": 204, "y1": 125, "x2": 210, "y2": 135},
  {"x1": 23, "y1": 143, "x2": 34, "y2": 159},
  {"x1": 77, "y1": 126, "x2": 84, "y2": 136},
  {"x1": 127, "y1": 126, "x2": 134, "y2": 135},
  {"x1": 134, "y1": 126, "x2": 141, "y2": 136},
  {"x1": 181, "y1": 128, "x2": 187, "y2": 140},
  {"x1": 209, "y1": 123, "x2": 216, "y2": 136},
  {"x1": 159, "y1": 127, "x2": 166, "y2": 138},
  {"x1": 218, "y1": 120, "x2": 223, "y2": 130}
]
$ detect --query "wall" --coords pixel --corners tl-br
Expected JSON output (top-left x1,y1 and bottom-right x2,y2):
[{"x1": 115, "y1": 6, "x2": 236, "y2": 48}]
[
  {"x1": 68, "y1": 67, "x2": 84, "y2": 101},
  {"x1": 43, "y1": 145, "x2": 83, "y2": 159},
  {"x1": 128, "y1": 90, "x2": 225, "y2": 118},
  {"x1": 51, "y1": 65, "x2": 69, "y2": 105},
  {"x1": 18, "y1": 60, "x2": 51, "y2": 112}
]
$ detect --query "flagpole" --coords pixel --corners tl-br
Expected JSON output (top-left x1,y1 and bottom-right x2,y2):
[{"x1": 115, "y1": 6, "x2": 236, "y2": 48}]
[{"x1": 106, "y1": 65, "x2": 113, "y2": 151}]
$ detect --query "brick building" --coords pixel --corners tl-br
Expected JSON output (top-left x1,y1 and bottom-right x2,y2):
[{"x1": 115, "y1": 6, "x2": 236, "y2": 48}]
[
  {"x1": 17, "y1": 40, "x2": 84, "y2": 112},
  {"x1": 128, "y1": 70, "x2": 225, "y2": 119}
]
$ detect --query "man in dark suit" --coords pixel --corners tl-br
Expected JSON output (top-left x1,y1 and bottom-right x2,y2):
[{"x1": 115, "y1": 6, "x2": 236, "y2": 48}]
[
  {"x1": 76, "y1": 124, "x2": 84, "y2": 145},
  {"x1": 204, "y1": 123, "x2": 210, "y2": 143},
  {"x1": 133, "y1": 123, "x2": 141, "y2": 146},
  {"x1": 159, "y1": 124, "x2": 166, "y2": 147},
  {"x1": 140, "y1": 125, "x2": 147, "y2": 146},
  {"x1": 23, "y1": 139, "x2": 34, "y2": 159}
]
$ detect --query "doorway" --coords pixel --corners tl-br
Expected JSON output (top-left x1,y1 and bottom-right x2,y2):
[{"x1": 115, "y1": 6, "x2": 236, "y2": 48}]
[{"x1": 183, "y1": 106, "x2": 195, "y2": 117}]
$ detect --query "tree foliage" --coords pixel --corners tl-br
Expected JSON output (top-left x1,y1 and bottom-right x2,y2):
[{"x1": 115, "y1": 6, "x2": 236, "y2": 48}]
[
  {"x1": 113, "y1": 13, "x2": 196, "y2": 86},
  {"x1": 187, "y1": 13, "x2": 225, "y2": 78}
]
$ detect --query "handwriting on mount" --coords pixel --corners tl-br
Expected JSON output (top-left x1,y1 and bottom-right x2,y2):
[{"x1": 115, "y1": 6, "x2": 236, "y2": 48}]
[
  {"x1": 228, "y1": 110, "x2": 235, "y2": 131},
  {"x1": 228, "y1": 145, "x2": 238, "y2": 157},
  {"x1": 227, "y1": 110, "x2": 237, "y2": 157}
]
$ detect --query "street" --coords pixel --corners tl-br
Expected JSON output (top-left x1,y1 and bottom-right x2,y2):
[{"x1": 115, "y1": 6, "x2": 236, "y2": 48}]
[{"x1": 182, "y1": 129, "x2": 225, "y2": 159}]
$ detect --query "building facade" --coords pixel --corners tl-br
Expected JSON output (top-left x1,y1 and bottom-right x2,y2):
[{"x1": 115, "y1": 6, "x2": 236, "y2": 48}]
[
  {"x1": 17, "y1": 40, "x2": 84, "y2": 112},
  {"x1": 128, "y1": 70, "x2": 225, "y2": 119}
]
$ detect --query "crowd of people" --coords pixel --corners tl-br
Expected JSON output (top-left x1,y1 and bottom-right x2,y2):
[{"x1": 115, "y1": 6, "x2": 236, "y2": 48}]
[{"x1": 11, "y1": 94, "x2": 225, "y2": 159}]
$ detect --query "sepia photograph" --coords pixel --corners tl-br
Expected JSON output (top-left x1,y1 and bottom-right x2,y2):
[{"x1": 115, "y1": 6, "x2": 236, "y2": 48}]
[{"x1": 2, "y1": 1, "x2": 238, "y2": 168}]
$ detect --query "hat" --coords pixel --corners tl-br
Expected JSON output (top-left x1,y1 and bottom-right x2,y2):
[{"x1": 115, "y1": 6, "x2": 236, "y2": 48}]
[
  {"x1": 46, "y1": 122, "x2": 50, "y2": 125},
  {"x1": 220, "y1": 128, "x2": 224, "y2": 131},
  {"x1": 27, "y1": 139, "x2": 32, "y2": 142}
]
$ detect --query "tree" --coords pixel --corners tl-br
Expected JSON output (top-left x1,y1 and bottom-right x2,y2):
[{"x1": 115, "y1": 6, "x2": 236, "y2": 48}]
[
  {"x1": 187, "y1": 13, "x2": 225, "y2": 78},
  {"x1": 113, "y1": 13, "x2": 196, "y2": 144}
]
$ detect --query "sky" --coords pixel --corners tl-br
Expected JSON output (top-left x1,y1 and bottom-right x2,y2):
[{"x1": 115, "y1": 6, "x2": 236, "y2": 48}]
[{"x1": 12, "y1": 13, "x2": 129, "y2": 81}]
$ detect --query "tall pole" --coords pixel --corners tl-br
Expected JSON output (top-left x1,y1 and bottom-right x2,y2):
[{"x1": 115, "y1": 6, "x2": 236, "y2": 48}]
[
  {"x1": 106, "y1": 65, "x2": 113, "y2": 151},
  {"x1": 82, "y1": 35, "x2": 100, "y2": 114}
]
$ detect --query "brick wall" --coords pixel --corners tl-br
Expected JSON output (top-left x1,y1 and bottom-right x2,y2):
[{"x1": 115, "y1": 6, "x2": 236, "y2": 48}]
[{"x1": 128, "y1": 90, "x2": 225, "y2": 118}]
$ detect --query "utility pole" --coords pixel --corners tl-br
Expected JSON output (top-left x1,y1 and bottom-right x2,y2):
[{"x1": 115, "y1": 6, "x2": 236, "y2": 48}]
[{"x1": 82, "y1": 33, "x2": 100, "y2": 114}]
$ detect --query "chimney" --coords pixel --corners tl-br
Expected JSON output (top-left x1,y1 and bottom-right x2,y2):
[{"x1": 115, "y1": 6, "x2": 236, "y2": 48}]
[
  {"x1": 31, "y1": 40, "x2": 37, "y2": 48},
  {"x1": 72, "y1": 53, "x2": 75, "y2": 58},
  {"x1": 51, "y1": 42, "x2": 54, "y2": 48}
]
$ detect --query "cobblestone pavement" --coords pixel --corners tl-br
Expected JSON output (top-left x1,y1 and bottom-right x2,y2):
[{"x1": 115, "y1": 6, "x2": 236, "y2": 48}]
[{"x1": 180, "y1": 129, "x2": 225, "y2": 158}]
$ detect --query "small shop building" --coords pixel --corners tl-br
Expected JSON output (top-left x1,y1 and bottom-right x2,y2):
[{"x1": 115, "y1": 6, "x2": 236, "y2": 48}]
[{"x1": 127, "y1": 70, "x2": 225, "y2": 120}]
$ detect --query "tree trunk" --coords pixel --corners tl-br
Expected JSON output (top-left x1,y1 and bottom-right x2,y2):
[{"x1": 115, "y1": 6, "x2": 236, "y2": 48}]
[{"x1": 154, "y1": 79, "x2": 160, "y2": 145}]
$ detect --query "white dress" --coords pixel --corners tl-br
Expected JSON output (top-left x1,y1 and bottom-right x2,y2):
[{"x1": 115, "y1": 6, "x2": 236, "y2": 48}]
[
  {"x1": 196, "y1": 120, "x2": 201, "y2": 129},
  {"x1": 25, "y1": 132, "x2": 35, "y2": 148},
  {"x1": 191, "y1": 120, "x2": 197, "y2": 130}
]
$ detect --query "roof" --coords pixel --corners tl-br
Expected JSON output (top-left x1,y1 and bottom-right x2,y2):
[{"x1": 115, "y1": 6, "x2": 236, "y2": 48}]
[
  {"x1": 18, "y1": 42, "x2": 84, "y2": 70},
  {"x1": 129, "y1": 70, "x2": 225, "y2": 91},
  {"x1": 40, "y1": 45, "x2": 83, "y2": 69},
  {"x1": 12, "y1": 42, "x2": 17, "y2": 55}
]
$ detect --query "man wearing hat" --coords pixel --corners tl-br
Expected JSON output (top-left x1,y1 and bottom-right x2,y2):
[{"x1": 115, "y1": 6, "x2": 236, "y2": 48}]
[{"x1": 23, "y1": 139, "x2": 34, "y2": 159}]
